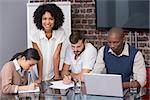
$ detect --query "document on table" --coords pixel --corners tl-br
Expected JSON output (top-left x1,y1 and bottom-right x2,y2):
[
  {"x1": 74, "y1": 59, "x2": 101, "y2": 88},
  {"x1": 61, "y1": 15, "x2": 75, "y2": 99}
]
[
  {"x1": 18, "y1": 87, "x2": 40, "y2": 93},
  {"x1": 49, "y1": 80, "x2": 80, "y2": 89}
]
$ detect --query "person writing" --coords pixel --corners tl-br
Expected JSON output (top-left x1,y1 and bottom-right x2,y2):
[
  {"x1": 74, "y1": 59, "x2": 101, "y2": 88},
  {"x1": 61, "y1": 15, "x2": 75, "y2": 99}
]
[
  {"x1": 91, "y1": 27, "x2": 146, "y2": 89},
  {"x1": 61, "y1": 32, "x2": 97, "y2": 84},
  {"x1": 29, "y1": 3, "x2": 66, "y2": 83},
  {"x1": 0, "y1": 48, "x2": 40, "y2": 95}
]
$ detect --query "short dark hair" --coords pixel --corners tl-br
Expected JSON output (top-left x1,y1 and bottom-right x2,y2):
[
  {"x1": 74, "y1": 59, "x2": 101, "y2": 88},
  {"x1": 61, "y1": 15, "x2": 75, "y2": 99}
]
[
  {"x1": 10, "y1": 48, "x2": 40, "y2": 61},
  {"x1": 33, "y1": 3, "x2": 64, "y2": 30},
  {"x1": 69, "y1": 32, "x2": 85, "y2": 44},
  {"x1": 108, "y1": 27, "x2": 125, "y2": 38}
]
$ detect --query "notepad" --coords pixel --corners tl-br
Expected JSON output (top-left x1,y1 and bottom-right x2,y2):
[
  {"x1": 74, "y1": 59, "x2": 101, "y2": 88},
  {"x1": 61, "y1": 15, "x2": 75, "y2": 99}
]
[
  {"x1": 49, "y1": 80, "x2": 80, "y2": 90},
  {"x1": 18, "y1": 87, "x2": 40, "y2": 93}
]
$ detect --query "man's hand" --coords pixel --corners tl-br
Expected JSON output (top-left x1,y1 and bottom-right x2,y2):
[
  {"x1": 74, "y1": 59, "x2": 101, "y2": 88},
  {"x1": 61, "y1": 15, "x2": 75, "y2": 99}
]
[
  {"x1": 54, "y1": 75, "x2": 62, "y2": 81},
  {"x1": 130, "y1": 80, "x2": 141, "y2": 88},
  {"x1": 63, "y1": 75, "x2": 72, "y2": 84},
  {"x1": 122, "y1": 80, "x2": 141, "y2": 89}
]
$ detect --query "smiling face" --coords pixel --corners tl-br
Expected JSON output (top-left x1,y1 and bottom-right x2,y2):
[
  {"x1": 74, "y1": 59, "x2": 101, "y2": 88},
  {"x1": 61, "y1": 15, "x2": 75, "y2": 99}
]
[
  {"x1": 42, "y1": 11, "x2": 55, "y2": 32},
  {"x1": 71, "y1": 40, "x2": 85, "y2": 56}
]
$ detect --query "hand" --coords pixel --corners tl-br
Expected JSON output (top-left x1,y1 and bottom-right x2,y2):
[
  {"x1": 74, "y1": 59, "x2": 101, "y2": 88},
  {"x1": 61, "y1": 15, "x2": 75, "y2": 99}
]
[
  {"x1": 123, "y1": 80, "x2": 141, "y2": 89},
  {"x1": 63, "y1": 75, "x2": 72, "y2": 85},
  {"x1": 28, "y1": 82, "x2": 38, "y2": 90},
  {"x1": 77, "y1": 73, "x2": 84, "y2": 82},
  {"x1": 54, "y1": 75, "x2": 62, "y2": 81},
  {"x1": 130, "y1": 80, "x2": 141, "y2": 88},
  {"x1": 34, "y1": 78, "x2": 42, "y2": 84}
]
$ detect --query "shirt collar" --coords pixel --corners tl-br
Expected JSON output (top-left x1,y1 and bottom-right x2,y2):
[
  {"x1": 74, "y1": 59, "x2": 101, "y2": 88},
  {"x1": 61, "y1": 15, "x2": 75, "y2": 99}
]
[
  {"x1": 39, "y1": 30, "x2": 56, "y2": 40},
  {"x1": 72, "y1": 53, "x2": 81, "y2": 61},
  {"x1": 13, "y1": 59, "x2": 21, "y2": 72},
  {"x1": 108, "y1": 43, "x2": 129, "y2": 57}
]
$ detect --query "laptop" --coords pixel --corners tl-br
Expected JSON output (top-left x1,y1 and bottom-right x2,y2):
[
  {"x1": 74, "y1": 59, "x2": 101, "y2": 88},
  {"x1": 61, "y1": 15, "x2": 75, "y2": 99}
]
[{"x1": 83, "y1": 73, "x2": 123, "y2": 97}]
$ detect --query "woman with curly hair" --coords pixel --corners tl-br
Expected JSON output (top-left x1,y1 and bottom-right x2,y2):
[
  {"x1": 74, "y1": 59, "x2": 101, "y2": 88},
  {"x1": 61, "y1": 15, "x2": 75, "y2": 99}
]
[{"x1": 29, "y1": 3, "x2": 66, "y2": 83}]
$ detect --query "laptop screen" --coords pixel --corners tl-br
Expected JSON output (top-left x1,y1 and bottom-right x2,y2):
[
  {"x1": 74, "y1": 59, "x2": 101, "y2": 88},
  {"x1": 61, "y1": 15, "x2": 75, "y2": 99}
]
[{"x1": 83, "y1": 73, "x2": 123, "y2": 97}]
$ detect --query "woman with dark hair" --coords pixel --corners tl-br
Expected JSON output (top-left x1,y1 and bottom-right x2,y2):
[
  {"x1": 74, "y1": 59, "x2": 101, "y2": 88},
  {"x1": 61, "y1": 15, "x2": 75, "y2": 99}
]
[
  {"x1": 0, "y1": 48, "x2": 40, "y2": 95},
  {"x1": 29, "y1": 3, "x2": 66, "y2": 82}
]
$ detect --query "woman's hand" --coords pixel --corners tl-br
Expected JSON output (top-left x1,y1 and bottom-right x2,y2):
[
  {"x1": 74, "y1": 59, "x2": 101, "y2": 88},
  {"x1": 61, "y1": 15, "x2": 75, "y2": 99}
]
[{"x1": 28, "y1": 82, "x2": 38, "y2": 90}]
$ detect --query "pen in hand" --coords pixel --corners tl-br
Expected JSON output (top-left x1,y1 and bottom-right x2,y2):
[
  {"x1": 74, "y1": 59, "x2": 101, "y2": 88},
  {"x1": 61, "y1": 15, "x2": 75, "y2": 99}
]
[
  {"x1": 63, "y1": 75, "x2": 72, "y2": 84},
  {"x1": 29, "y1": 82, "x2": 38, "y2": 90},
  {"x1": 72, "y1": 78, "x2": 79, "y2": 88}
]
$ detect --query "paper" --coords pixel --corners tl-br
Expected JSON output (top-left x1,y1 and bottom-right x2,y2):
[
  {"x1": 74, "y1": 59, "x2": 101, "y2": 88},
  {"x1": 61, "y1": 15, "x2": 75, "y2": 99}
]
[
  {"x1": 49, "y1": 80, "x2": 80, "y2": 90},
  {"x1": 18, "y1": 87, "x2": 40, "y2": 93}
]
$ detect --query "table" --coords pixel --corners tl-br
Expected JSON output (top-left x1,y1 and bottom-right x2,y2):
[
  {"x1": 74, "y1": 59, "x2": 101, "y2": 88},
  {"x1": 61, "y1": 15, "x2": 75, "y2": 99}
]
[{"x1": 0, "y1": 81, "x2": 149, "y2": 100}]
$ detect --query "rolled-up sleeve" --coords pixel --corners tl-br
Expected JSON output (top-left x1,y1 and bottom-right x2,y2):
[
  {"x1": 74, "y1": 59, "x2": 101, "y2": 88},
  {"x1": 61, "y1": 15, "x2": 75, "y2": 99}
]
[
  {"x1": 91, "y1": 46, "x2": 106, "y2": 74},
  {"x1": 82, "y1": 45, "x2": 97, "y2": 70},
  {"x1": 133, "y1": 51, "x2": 146, "y2": 87},
  {"x1": 28, "y1": 29, "x2": 39, "y2": 43},
  {"x1": 64, "y1": 46, "x2": 72, "y2": 65},
  {"x1": 56, "y1": 28, "x2": 66, "y2": 44}
]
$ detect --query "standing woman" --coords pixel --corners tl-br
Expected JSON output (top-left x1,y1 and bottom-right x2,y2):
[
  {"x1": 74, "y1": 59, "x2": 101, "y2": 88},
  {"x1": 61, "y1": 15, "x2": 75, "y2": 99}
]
[
  {"x1": 29, "y1": 3, "x2": 66, "y2": 82},
  {"x1": 0, "y1": 48, "x2": 40, "y2": 95}
]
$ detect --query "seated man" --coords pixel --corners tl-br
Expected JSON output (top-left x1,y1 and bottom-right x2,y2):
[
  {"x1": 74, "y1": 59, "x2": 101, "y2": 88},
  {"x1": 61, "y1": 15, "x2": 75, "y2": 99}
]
[
  {"x1": 61, "y1": 32, "x2": 97, "y2": 84},
  {"x1": 91, "y1": 27, "x2": 146, "y2": 89}
]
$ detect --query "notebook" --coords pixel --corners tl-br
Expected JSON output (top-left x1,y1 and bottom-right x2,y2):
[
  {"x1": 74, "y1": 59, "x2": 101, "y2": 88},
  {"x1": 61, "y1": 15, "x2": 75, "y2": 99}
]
[
  {"x1": 83, "y1": 73, "x2": 123, "y2": 97},
  {"x1": 49, "y1": 80, "x2": 81, "y2": 89},
  {"x1": 18, "y1": 87, "x2": 40, "y2": 93}
]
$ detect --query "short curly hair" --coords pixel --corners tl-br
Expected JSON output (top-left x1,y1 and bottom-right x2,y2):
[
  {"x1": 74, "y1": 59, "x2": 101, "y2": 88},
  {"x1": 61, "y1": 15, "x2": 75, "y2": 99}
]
[{"x1": 33, "y1": 3, "x2": 64, "y2": 30}]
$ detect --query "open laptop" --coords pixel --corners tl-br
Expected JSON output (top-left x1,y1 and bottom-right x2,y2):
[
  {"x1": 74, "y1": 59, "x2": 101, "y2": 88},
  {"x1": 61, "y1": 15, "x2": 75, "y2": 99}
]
[{"x1": 83, "y1": 73, "x2": 123, "y2": 97}]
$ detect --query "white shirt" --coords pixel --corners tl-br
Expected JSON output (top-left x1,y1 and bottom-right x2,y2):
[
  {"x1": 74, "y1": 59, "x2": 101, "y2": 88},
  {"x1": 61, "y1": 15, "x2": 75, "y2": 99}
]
[
  {"x1": 29, "y1": 28, "x2": 66, "y2": 81},
  {"x1": 64, "y1": 43, "x2": 97, "y2": 73},
  {"x1": 91, "y1": 43, "x2": 146, "y2": 87}
]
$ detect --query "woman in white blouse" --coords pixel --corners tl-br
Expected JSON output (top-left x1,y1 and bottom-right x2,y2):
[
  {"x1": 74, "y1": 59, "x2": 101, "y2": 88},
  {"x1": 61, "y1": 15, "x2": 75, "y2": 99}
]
[{"x1": 29, "y1": 4, "x2": 66, "y2": 83}]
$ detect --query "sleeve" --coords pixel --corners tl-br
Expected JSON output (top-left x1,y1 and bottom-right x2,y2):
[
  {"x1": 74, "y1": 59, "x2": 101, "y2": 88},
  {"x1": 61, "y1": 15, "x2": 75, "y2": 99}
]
[
  {"x1": 28, "y1": 29, "x2": 39, "y2": 43},
  {"x1": 90, "y1": 46, "x2": 106, "y2": 74},
  {"x1": 82, "y1": 45, "x2": 97, "y2": 70},
  {"x1": 14, "y1": 86, "x2": 18, "y2": 93},
  {"x1": 133, "y1": 51, "x2": 146, "y2": 87},
  {"x1": 64, "y1": 45, "x2": 72, "y2": 65},
  {"x1": 1, "y1": 63, "x2": 18, "y2": 94},
  {"x1": 56, "y1": 28, "x2": 66, "y2": 44}
]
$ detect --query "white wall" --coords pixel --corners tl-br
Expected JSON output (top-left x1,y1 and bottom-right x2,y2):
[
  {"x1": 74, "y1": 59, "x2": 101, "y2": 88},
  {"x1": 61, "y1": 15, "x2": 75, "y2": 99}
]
[{"x1": 0, "y1": 0, "x2": 27, "y2": 70}]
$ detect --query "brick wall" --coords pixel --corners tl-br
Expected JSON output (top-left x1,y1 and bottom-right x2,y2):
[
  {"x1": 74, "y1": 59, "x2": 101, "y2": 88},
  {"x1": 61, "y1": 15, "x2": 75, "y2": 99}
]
[
  {"x1": 31, "y1": 0, "x2": 150, "y2": 68},
  {"x1": 71, "y1": 0, "x2": 150, "y2": 68},
  {"x1": 31, "y1": 0, "x2": 150, "y2": 97}
]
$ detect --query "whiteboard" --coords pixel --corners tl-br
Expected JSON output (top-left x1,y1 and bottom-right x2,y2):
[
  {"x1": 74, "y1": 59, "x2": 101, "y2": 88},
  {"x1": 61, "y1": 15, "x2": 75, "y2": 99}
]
[{"x1": 27, "y1": 2, "x2": 71, "y2": 70}]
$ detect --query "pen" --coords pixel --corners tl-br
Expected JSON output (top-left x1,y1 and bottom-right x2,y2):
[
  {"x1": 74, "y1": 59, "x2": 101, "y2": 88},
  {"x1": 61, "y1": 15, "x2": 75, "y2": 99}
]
[
  {"x1": 64, "y1": 75, "x2": 71, "y2": 80},
  {"x1": 28, "y1": 71, "x2": 34, "y2": 85}
]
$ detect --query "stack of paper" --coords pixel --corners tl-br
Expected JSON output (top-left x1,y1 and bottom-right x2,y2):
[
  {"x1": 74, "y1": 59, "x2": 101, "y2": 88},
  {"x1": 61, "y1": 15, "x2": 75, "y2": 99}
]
[
  {"x1": 18, "y1": 87, "x2": 40, "y2": 93},
  {"x1": 49, "y1": 80, "x2": 80, "y2": 89}
]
